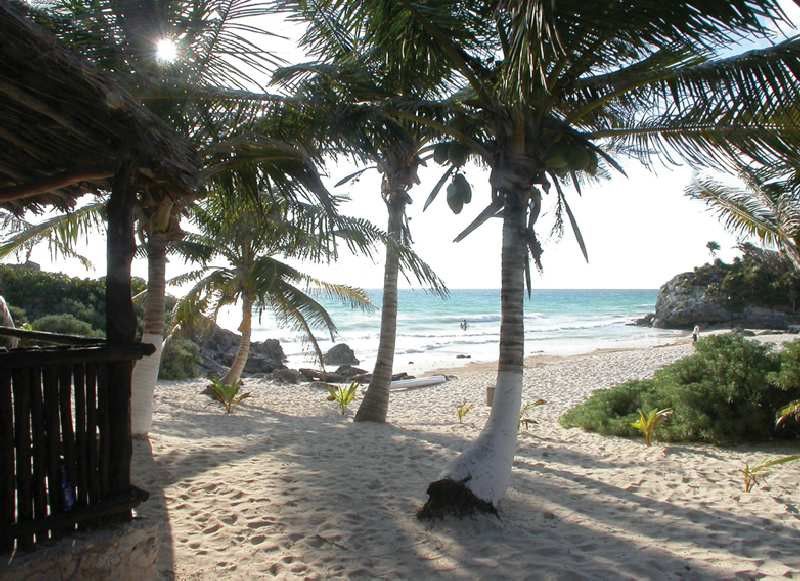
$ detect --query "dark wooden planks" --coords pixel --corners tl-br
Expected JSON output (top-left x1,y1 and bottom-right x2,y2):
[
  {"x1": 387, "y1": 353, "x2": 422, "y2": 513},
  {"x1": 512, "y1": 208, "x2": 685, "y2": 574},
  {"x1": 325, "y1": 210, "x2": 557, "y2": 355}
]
[
  {"x1": 0, "y1": 368, "x2": 13, "y2": 552},
  {"x1": 11, "y1": 368, "x2": 33, "y2": 551}
]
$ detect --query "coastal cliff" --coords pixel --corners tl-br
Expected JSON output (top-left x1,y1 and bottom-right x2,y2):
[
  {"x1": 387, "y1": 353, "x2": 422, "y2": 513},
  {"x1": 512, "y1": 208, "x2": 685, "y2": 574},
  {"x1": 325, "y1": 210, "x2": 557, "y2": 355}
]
[{"x1": 647, "y1": 245, "x2": 799, "y2": 330}]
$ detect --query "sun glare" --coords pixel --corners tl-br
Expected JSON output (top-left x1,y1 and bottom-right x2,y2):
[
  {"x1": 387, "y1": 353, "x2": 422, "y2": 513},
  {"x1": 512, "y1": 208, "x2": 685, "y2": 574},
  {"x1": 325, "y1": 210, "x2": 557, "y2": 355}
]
[{"x1": 155, "y1": 37, "x2": 177, "y2": 63}]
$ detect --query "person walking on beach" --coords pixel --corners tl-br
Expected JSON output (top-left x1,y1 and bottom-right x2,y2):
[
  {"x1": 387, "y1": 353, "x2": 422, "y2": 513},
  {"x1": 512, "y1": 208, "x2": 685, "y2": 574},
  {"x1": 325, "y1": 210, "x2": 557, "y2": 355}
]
[
  {"x1": 692, "y1": 324, "x2": 700, "y2": 344},
  {"x1": 460, "y1": 319, "x2": 469, "y2": 332}
]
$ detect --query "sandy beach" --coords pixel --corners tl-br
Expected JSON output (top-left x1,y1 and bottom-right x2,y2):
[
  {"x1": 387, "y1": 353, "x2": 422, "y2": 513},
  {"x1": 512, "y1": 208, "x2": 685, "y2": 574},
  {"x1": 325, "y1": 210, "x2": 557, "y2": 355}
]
[{"x1": 135, "y1": 335, "x2": 800, "y2": 580}]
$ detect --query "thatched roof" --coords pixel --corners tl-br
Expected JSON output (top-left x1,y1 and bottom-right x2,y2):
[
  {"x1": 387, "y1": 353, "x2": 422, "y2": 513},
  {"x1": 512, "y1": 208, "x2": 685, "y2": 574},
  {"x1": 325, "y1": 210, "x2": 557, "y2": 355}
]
[{"x1": 0, "y1": 1, "x2": 198, "y2": 214}]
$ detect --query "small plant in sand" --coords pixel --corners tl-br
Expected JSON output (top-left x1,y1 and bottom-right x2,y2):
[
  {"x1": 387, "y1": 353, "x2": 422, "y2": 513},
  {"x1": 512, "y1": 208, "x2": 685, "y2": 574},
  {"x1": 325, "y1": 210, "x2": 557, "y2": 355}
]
[
  {"x1": 631, "y1": 408, "x2": 673, "y2": 446},
  {"x1": 456, "y1": 401, "x2": 474, "y2": 424},
  {"x1": 327, "y1": 382, "x2": 359, "y2": 415},
  {"x1": 741, "y1": 455, "x2": 800, "y2": 493},
  {"x1": 776, "y1": 400, "x2": 800, "y2": 429},
  {"x1": 518, "y1": 399, "x2": 547, "y2": 431},
  {"x1": 209, "y1": 377, "x2": 251, "y2": 414}
]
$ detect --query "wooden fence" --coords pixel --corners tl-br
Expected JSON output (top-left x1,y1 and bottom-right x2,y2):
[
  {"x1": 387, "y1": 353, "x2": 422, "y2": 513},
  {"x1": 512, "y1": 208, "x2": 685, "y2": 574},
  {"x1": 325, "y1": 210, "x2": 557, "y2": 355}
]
[{"x1": 0, "y1": 328, "x2": 153, "y2": 553}]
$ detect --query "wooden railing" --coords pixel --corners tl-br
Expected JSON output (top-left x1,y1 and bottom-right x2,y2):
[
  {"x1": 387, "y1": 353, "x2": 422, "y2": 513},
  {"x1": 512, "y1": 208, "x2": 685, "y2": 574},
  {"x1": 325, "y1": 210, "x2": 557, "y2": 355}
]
[{"x1": 0, "y1": 327, "x2": 154, "y2": 553}]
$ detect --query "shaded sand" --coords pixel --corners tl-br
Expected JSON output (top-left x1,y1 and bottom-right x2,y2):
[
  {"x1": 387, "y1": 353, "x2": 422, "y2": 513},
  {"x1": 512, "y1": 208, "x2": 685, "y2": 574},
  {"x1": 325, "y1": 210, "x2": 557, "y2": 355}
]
[{"x1": 136, "y1": 336, "x2": 800, "y2": 580}]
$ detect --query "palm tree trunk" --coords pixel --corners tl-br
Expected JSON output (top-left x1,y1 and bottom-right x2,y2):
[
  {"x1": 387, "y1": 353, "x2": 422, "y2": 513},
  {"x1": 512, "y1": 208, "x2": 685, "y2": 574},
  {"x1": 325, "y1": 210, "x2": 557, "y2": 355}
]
[
  {"x1": 354, "y1": 192, "x2": 405, "y2": 423},
  {"x1": 419, "y1": 195, "x2": 527, "y2": 518},
  {"x1": 131, "y1": 233, "x2": 167, "y2": 437},
  {"x1": 223, "y1": 295, "x2": 253, "y2": 386}
]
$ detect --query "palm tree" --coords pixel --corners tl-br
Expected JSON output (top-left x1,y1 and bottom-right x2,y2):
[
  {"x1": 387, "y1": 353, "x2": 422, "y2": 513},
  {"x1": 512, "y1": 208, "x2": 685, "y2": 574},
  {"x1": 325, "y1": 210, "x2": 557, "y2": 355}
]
[
  {"x1": 320, "y1": 1, "x2": 800, "y2": 516},
  {"x1": 707, "y1": 241, "x2": 722, "y2": 258},
  {"x1": 24, "y1": 0, "x2": 342, "y2": 435},
  {"x1": 171, "y1": 195, "x2": 375, "y2": 386},
  {"x1": 689, "y1": 169, "x2": 800, "y2": 270},
  {"x1": 271, "y1": 67, "x2": 448, "y2": 423},
  {"x1": 269, "y1": 7, "x2": 454, "y2": 422}
]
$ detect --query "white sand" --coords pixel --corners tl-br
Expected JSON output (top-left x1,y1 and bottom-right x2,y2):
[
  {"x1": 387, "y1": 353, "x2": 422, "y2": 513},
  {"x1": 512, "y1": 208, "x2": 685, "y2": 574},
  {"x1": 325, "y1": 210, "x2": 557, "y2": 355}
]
[{"x1": 135, "y1": 335, "x2": 800, "y2": 580}]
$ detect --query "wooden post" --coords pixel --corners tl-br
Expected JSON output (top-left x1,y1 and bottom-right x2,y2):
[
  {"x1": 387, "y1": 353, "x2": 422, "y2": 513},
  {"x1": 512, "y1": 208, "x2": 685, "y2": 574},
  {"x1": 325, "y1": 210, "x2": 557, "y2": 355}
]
[
  {"x1": 105, "y1": 162, "x2": 136, "y2": 516},
  {"x1": 12, "y1": 368, "x2": 33, "y2": 551},
  {"x1": 0, "y1": 368, "x2": 13, "y2": 552},
  {"x1": 73, "y1": 364, "x2": 88, "y2": 509}
]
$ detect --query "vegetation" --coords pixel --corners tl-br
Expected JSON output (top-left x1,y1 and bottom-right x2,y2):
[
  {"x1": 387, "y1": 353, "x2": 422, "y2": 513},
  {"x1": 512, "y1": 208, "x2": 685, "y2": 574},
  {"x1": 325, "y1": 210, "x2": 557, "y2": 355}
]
[
  {"x1": 518, "y1": 400, "x2": 547, "y2": 432},
  {"x1": 30, "y1": 314, "x2": 103, "y2": 338},
  {"x1": 456, "y1": 401, "x2": 474, "y2": 424},
  {"x1": 272, "y1": 4, "x2": 450, "y2": 424},
  {"x1": 688, "y1": 167, "x2": 800, "y2": 271},
  {"x1": 741, "y1": 456, "x2": 800, "y2": 493},
  {"x1": 561, "y1": 335, "x2": 800, "y2": 444},
  {"x1": 209, "y1": 378, "x2": 251, "y2": 415},
  {"x1": 171, "y1": 195, "x2": 375, "y2": 387},
  {"x1": 691, "y1": 245, "x2": 800, "y2": 313},
  {"x1": 631, "y1": 408, "x2": 673, "y2": 447},
  {"x1": 706, "y1": 241, "x2": 720, "y2": 258},
  {"x1": 326, "y1": 382, "x2": 359, "y2": 416},
  {"x1": 776, "y1": 400, "x2": 800, "y2": 429},
  {"x1": 0, "y1": 264, "x2": 146, "y2": 331},
  {"x1": 158, "y1": 338, "x2": 202, "y2": 380}
]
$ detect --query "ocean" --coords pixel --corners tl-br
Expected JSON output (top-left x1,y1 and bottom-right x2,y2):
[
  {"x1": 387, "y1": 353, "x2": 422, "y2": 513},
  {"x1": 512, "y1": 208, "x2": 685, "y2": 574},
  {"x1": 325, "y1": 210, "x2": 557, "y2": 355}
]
[{"x1": 216, "y1": 289, "x2": 687, "y2": 374}]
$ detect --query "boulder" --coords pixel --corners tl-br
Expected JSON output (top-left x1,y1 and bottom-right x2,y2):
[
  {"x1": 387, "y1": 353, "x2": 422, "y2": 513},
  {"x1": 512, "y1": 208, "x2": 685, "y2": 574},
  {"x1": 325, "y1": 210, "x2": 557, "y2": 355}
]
[
  {"x1": 271, "y1": 368, "x2": 302, "y2": 384},
  {"x1": 335, "y1": 365, "x2": 368, "y2": 379},
  {"x1": 183, "y1": 317, "x2": 287, "y2": 377},
  {"x1": 323, "y1": 343, "x2": 359, "y2": 366},
  {"x1": 629, "y1": 313, "x2": 655, "y2": 327}
]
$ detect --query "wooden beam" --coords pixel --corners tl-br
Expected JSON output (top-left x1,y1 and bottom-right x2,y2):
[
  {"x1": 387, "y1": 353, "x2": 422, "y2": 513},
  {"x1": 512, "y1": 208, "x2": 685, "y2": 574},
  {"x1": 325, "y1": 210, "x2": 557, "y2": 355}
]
[
  {"x1": 0, "y1": 344, "x2": 154, "y2": 368},
  {"x1": 0, "y1": 326, "x2": 107, "y2": 346},
  {"x1": 0, "y1": 169, "x2": 113, "y2": 202}
]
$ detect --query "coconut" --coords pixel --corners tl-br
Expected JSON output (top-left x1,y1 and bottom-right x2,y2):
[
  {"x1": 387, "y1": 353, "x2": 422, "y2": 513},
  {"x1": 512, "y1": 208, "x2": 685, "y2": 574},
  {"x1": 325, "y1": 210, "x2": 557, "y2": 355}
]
[
  {"x1": 433, "y1": 142, "x2": 450, "y2": 165},
  {"x1": 448, "y1": 143, "x2": 469, "y2": 166},
  {"x1": 453, "y1": 173, "x2": 472, "y2": 204},
  {"x1": 447, "y1": 181, "x2": 465, "y2": 214}
]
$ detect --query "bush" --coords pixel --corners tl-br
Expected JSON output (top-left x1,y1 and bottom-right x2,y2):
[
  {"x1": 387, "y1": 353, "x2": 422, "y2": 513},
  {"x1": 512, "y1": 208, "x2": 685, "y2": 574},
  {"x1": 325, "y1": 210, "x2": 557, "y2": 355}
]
[
  {"x1": 561, "y1": 335, "x2": 800, "y2": 444},
  {"x1": 30, "y1": 314, "x2": 103, "y2": 337},
  {"x1": 0, "y1": 265, "x2": 147, "y2": 331},
  {"x1": 158, "y1": 337, "x2": 202, "y2": 380}
]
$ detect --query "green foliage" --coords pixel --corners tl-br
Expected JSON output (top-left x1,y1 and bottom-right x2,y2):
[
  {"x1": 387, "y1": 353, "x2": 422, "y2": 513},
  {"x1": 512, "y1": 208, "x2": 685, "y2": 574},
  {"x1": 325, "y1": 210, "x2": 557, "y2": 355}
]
[
  {"x1": 561, "y1": 335, "x2": 800, "y2": 444},
  {"x1": 775, "y1": 400, "x2": 800, "y2": 429},
  {"x1": 691, "y1": 245, "x2": 800, "y2": 312},
  {"x1": 768, "y1": 341, "x2": 800, "y2": 392},
  {"x1": 30, "y1": 314, "x2": 103, "y2": 337},
  {"x1": 0, "y1": 265, "x2": 146, "y2": 333},
  {"x1": 209, "y1": 378, "x2": 251, "y2": 414},
  {"x1": 158, "y1": 338, "x2": 202, "y2": 380},
  {"x1": 631, "y1": 408, "x2": 673, "y2": 446},
  {"x1": 7, "y1": 305, "x2": 27, "y2": 325},
  {"x1": 455, "y1": 401, "x2": 473, "y2": 424},
  {"x1": 741, "y1": 455, "x2": 800, "y2": 493},
  {"x1": 518, "y1": 399, "x2": 547, "y2": 431},
  {"x1": 326, "y1": 382, "x2": 359, "y2": 415}
]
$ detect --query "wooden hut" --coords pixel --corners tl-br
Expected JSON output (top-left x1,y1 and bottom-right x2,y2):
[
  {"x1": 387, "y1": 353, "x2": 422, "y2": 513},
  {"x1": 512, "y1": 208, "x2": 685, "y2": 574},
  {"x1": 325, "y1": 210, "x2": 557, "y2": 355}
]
[{"x1": 0, "y1": 1, "x2": 197, "y2": 552}]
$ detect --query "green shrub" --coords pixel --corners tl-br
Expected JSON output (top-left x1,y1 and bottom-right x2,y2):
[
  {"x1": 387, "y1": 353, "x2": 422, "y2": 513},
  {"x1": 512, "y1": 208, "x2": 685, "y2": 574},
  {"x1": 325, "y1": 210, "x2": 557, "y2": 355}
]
[
  {"x1": 7, "y1": 305, "x2": 27, "y2": 325},
  {"x1": 561, "y1": 335, "x2": 800, "y2": 444},
  {"x1": 158, "y1": 338, "x2": 202, "y2": 380},
  {"x1": 30, "y1": 314, "x2": 103, "y2": 337}
]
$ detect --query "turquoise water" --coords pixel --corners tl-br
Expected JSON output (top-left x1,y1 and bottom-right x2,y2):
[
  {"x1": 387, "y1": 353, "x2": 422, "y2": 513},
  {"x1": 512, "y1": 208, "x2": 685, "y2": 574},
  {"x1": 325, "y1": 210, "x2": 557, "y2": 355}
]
[{"x1": 218, "y1": 289, "x2": 685, "y2": 373}]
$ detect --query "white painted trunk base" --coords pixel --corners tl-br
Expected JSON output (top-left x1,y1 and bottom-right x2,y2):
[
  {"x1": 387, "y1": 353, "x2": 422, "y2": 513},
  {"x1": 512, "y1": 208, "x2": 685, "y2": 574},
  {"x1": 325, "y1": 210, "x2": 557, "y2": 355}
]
[
  {"x1": 438, "y1": 370, "x2": 522, "y2": 505},
  {"x1": 131, "y1": 333, "x2": 163, "y2": 437}
]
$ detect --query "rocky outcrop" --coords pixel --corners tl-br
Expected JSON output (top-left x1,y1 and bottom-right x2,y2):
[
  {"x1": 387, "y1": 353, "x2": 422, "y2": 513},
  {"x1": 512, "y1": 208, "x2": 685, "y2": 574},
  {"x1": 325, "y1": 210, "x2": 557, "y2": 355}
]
[
  {"x1": 184, "y1": 319, "x2": 287, "y2": 377},
  {"x1": 652, "y1": 261, "x2": 795, "y2": 330},
  {"x1": 323, "y1": 343, "x2": 359, "y2": 366},
  {"x1": 653, "y1": 272, "x2": 732, "y2": 329}
]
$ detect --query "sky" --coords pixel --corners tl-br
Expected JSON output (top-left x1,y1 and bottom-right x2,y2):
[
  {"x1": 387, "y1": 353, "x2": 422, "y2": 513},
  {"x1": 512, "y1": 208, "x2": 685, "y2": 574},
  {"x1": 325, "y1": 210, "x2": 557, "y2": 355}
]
[{"x1": 11, "y1": 1, "x2": 800, "y2": 292}]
